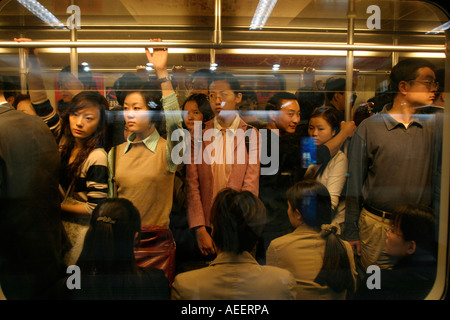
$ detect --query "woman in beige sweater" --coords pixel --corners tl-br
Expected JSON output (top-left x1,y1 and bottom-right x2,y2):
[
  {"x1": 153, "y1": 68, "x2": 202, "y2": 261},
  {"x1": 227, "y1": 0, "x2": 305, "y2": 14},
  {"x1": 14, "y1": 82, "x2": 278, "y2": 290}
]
[{"x1": 108, "y1": 39, "x2": 184, "y2": 229}]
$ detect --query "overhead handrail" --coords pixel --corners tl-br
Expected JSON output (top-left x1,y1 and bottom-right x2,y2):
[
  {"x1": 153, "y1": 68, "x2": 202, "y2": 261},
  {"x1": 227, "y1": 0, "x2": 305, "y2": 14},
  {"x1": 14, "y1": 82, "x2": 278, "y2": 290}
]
[{"x1": 0, "y1": 40, "x2": 445, "y2": 52}]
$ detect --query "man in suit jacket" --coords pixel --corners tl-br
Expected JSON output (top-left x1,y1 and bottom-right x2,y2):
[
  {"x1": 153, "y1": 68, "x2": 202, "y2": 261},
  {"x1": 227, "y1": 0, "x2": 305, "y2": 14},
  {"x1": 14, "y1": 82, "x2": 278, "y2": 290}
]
[{"x1": 185, "y1": 73, "x2": 260, "y2": 257}]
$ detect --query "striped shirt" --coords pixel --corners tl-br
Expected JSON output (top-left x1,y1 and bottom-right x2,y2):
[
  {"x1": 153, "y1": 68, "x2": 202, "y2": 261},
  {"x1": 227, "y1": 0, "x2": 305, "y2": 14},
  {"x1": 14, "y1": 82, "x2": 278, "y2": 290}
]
[{"x1": 61, "y1": 148, "x2": 108, "y2": 214}]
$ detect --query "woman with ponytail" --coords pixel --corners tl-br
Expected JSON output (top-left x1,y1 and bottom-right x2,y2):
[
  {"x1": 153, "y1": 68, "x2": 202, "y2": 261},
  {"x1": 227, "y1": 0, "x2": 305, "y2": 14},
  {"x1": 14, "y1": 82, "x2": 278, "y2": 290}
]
[
  {"x1": 266, "y1": 180, "x2": 357, "y2": 299},
  {"x1": 73, "y1": 198, "x2": 169, "y2": 300}
]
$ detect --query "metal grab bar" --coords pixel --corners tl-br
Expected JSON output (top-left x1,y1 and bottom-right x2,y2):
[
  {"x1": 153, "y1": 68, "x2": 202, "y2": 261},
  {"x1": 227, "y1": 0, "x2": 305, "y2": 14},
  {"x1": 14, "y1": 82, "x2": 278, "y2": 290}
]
[{"x1": 0, "y1": 40, "x2": 445, "y2": 52}]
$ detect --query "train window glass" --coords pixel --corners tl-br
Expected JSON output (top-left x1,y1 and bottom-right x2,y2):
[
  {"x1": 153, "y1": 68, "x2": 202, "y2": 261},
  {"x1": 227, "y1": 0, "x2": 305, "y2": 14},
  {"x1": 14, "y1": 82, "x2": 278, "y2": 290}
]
[{"x1": 0, "y1": 0, "x2": 448, "y2": 301}]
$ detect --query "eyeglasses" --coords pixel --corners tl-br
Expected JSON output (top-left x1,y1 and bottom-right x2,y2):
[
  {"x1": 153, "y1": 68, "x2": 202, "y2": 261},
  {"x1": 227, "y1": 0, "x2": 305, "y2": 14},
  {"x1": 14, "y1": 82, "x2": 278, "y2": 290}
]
[
  {"x1": 208, "y1": 92, "x2": 234, "y2": 101},
  {"x1": 386, "y1": 226, "x2": 403, "y2": 237},
  {"x1": 408, "y1": 79, "x2": 439, "y2": 90}
]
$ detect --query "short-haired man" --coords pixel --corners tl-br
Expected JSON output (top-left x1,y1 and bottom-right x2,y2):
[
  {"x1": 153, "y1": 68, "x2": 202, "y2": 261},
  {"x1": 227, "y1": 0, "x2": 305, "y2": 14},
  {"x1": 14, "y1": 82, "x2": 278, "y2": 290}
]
[
  {"x1": 325, "y1": 77, "x2": 347, "y2": 122},
  {"x1": 185, "y1": 72, "x2": 260, "y2": 259},
  {"x1": 344, "y1": 58, "x2": 440, "y2": 270}
]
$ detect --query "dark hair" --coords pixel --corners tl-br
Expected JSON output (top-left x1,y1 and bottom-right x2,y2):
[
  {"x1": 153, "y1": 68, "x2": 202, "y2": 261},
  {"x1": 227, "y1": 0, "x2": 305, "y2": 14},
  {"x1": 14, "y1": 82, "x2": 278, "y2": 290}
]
[
  {"x1": 210, "y1": 72, "x2": 242, "y2": 94},
  {"x1": 295, "y1": 90, "x2": 325, "y2": 123},
  {"x1": 59, "y1": 65, "x2": 95, "y2": 90},
  {"x1": 265, "y1": 91, "x2": 298, "y2": 111},
  {"x1": 309, "y1": 106, "x2": 342, "y2": 135},
  {"x1": 0, "y1": 76, "x2": 18, "y2": 100},
  {"x1": 78, "y1": 198, "x2": 141, "y2": 270},
  {"x1": 391, "y1": 204, "x2": 435, "y2": 253},
  {"x1": 286, "y1": 180, "x2": 354, "y2": 293},
  {"x1": 76, "y1": 198, "x2": 142, "y2": 298},
  {"x1": 192, "y1": 68, "x2": 215, "y2": 86},
  {"x1": 59, "y1": 91, "x2": 107, "y2": 182},
  {"x1": 388, "y1": 58, "x2": 436, "y2": 96},
  {"x1": 211, "y1": 188, "x2": 266, "y2": 254},
  {"x1": 113, "y1": 73, "x2": 143, "y2": 106},
  {"x1": 12, "y1": 93, "x2": 31, "y2": 109},
  {"x1": 241, "y1": 87, "x2": 258, "y2": 103},
  {"x1": 434, "y1": 68, "x2": 445, "y2": 97},
  {"x1": 181, "y1": 93, "x2": 215, "y2": 127},
  {"x1": 325, "y1": 77, "x2": 346, "y2": 102}
]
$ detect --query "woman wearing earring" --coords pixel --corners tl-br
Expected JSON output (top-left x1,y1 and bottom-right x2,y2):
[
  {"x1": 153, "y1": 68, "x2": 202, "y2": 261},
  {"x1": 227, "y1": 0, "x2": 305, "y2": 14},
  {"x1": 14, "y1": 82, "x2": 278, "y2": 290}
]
[{"x1": 59, "y1": 91, "x2": 109, "y2": 266}]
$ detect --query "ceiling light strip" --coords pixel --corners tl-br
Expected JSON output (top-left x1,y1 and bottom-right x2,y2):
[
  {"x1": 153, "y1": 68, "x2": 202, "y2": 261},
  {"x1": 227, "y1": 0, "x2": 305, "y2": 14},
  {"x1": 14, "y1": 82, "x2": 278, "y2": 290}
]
[
  {"x1": 250, "y1": 0, "x2": 278, "y2": 30},
  {"x1": 17, "y1": 0, "x2": 65, "y2": 29}
]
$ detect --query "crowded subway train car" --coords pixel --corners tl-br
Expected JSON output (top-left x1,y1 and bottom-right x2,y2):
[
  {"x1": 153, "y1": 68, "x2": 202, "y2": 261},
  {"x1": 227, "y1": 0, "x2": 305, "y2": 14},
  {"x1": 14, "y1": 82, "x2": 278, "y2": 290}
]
[{"x1": 0, "y1": 0, "x2": 449, "y2": 304}]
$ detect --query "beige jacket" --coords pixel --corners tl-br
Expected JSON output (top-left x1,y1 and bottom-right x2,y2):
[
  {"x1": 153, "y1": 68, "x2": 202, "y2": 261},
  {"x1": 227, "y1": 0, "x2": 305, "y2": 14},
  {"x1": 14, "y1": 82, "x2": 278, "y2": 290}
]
[
  {"x1": 266, "y1": 223, "x2": 357, "y2": 300},
  {"x1": 171, "y1": 251, "x2": 296, "y2": 300}
]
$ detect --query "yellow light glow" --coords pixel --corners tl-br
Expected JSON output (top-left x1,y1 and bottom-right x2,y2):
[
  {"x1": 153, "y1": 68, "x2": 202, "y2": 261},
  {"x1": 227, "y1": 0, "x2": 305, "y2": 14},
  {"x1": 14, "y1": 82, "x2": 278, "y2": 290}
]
[{"x1": 39, "y1": 48, "x2": 195, "y2": 53}]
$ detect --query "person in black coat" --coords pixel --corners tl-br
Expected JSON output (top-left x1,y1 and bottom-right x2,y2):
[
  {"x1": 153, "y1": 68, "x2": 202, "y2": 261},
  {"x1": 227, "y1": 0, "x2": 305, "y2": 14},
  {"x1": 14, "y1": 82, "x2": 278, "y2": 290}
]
[
  {"x1": 354, "y1": 204, "x2": 437, "y2": 300},
  {"x1": 1, "y1": 78, "x2": 68, "y2": 299}
]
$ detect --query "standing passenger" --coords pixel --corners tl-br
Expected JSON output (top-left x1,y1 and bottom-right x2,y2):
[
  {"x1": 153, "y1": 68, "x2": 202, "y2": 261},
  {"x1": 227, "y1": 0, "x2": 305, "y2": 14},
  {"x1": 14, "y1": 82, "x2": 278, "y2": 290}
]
[
  {"x1": 107, "y1": 39, "x2": 184, "y2": 230},
  {"x1": 107, "y1": 40, "x2": 183, "y2": 284},
  {"x1": 305, "y1": 106, "x2": 348, "y2": 233},
  {"x1": 185, "y1": 72, "x2": 260, "y2": 259},
  {"x1": 59, "y1": 91, "x2": 109, "y2": 266},
  {"x1": 344, "y1": 58, "x2": 439, "y2": 270},
  {"x1": 0, "y1": 77, "x2": 67, "y2": 299},
  {"x1": 181, "y1": 93, "x2": 214, "y2": 131},
  {"x1": 324, "y1": 77, "x2": 346, "y2": 122},
  {"x1": 171, "y1": 93, "x2": 214, "y2": 270}
]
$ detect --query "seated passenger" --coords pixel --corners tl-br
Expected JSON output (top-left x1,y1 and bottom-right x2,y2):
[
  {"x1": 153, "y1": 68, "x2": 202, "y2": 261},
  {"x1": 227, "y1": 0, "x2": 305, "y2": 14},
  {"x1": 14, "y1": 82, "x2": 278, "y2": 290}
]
[
  {"x1": 354, "y1": 204, "x2": 437, "y2": 300},
  {"x1": 71, "y1": 198, "x2": 170, "y2": 300},
  {"x1": 266, "y1": 180, "x2": 357, "y2": 300},
  {"x1": 171, "y1": 188, "x2": 297, "y2": 300},
  {"x1": 305, "y1": 106, "x2": 348, "y2": 233}
]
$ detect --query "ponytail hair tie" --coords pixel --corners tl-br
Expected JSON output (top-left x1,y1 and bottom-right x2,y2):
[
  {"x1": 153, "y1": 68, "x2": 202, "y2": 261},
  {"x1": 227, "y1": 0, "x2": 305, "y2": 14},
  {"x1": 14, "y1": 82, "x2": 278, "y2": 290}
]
[
  {"x1": 97, "y1": 216, "x2": 117, "y2": 224},
  {"x1": 320, "y1": 224, "x2": 337, "y2": 237}
]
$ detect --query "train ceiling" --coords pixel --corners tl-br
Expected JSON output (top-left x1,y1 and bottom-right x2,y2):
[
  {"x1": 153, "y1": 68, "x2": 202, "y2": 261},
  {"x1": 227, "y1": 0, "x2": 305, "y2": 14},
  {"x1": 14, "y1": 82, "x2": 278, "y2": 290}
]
[{"x1": 0, "y1": 0, "x2": 447, "y2": 73}]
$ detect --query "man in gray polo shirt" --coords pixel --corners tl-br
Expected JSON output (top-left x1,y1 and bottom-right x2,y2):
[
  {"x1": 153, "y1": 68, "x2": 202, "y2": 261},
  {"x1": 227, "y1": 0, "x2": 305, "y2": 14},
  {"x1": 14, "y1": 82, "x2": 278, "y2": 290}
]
[{"x1": 344, "y1": 58, "x2": 440, "y2": 270}]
